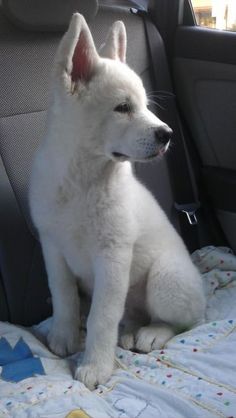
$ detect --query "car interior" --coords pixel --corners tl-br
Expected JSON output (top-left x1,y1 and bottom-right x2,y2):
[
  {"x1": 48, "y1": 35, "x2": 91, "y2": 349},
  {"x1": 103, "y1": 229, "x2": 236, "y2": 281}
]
[{"x1": 1, "y1": 0, "x2": 236, "y2": 416}]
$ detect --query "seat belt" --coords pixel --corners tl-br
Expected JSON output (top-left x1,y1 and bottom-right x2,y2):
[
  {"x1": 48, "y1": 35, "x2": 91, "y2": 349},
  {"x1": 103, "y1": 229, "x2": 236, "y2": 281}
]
[{"x1": 131, "y1": 8, "x2": 201, "y2": 252}]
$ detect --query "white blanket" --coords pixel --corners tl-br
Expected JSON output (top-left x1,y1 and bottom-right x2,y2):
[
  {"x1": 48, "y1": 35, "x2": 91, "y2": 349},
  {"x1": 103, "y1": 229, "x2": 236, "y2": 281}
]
[{"x1": 1, "y1": 246, "x2": 236, "y2": 418}]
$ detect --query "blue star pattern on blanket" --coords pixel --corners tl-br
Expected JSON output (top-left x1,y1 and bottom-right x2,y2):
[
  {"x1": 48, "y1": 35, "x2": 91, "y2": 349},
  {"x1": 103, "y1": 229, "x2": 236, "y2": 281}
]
[{"x1": 0, "y1": 337, "x2": 45, "y2": 382}]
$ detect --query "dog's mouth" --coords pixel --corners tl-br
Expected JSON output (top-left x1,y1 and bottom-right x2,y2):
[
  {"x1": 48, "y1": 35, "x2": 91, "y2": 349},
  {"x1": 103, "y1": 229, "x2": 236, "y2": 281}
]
[
  {"x1": 112, "y1": 144, "x2": 169, "y2": 162},
  {"x1": 142, "y1": 141, "x2": 170, "y2": 161},
  {"x1": 112, "y1": 152, "x2": 129, "y2": 160}
]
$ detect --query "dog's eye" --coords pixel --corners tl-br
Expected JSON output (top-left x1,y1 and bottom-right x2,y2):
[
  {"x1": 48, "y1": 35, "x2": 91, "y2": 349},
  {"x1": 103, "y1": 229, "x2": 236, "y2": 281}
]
[{"x1": 114, "y1": 103, "x2": 131, "y2": 113}]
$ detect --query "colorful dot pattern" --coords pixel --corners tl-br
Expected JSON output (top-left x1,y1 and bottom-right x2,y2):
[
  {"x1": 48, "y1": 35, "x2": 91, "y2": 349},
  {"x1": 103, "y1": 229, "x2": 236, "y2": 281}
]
[{"x1": 0, "y1": 246, "x2": 236, "y2": 418}]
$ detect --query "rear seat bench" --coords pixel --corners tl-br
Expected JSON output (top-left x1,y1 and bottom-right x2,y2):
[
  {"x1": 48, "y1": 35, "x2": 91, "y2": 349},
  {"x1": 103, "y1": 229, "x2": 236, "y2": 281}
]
[{"x1": 0, "y1": 0, "x2": 176, "y2": 326}]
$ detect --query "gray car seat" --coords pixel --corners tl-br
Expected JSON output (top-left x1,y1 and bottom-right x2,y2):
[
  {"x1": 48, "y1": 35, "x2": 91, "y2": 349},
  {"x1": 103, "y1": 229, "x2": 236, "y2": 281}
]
[{"x1": 0, "y1": 0, "x2": 184, "y2": 326}]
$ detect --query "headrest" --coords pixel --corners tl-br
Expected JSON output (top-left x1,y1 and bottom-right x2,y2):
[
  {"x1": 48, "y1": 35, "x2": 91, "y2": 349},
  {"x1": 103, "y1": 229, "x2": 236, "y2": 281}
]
[{"x1": 2, "y1": 0, "x2": 98, "y2": 31}]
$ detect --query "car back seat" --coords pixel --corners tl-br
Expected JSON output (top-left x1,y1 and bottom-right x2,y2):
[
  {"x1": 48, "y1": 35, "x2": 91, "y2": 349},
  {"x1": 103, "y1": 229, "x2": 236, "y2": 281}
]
[{"x1": 0, "y1": 0, "x2": 178, "y2": 326}]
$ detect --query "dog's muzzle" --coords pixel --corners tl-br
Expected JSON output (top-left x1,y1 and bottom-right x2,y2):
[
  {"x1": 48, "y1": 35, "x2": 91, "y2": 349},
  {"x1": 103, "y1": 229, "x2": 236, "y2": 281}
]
[
  {"x1": 154, "y1": 125, "x2": 173, "y2": 147},
  {"x1": 111, "y1": 125, "x2": 173, "y2": 162}
]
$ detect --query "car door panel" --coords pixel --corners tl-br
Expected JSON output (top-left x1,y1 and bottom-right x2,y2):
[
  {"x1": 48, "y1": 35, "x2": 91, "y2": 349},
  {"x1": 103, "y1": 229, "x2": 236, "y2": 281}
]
[{"x1": 173, "y1": 22, "x2": 236, "y2": 252}]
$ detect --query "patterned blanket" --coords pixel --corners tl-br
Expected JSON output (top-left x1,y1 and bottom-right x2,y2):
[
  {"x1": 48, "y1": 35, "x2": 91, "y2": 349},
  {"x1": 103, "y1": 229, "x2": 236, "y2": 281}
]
[{"x1": 1, "y1": 246, "x2": 236, "y2": 417}]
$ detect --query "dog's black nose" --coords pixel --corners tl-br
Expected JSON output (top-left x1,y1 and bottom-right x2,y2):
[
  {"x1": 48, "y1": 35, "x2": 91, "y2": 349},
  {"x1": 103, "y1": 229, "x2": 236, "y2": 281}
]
[{"x1": 155, "y1": 126, "x2": 173, "y2": 146}]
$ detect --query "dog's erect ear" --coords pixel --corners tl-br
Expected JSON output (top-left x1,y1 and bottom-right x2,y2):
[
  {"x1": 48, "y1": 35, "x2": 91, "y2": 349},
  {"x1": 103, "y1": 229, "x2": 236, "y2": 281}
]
[
  {"x1": 100, "y1": 21, "x2": 127, "y2": 63},
  {"x1": 55, "y1": 13, "x2": 99, "y2": 84}
]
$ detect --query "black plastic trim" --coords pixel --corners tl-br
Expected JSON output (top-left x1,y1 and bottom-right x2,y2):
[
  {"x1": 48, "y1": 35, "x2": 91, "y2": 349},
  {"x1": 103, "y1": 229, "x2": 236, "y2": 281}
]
[
  {"x1": 183, "y1": 0, "x2": 196, "y2": 26},
  {"x1": 175, "y1": 26, "x2": 236, "y2": 66},
  {"x1": 202, "y1": 167, "x2": 236, "y2": 213}
]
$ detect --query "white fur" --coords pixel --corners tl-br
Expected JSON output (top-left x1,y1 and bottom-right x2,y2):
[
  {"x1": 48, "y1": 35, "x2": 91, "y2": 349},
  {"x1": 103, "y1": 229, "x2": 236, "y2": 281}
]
[{"x1": 29, "y1": 14, "x2": 206, "y2": 389}]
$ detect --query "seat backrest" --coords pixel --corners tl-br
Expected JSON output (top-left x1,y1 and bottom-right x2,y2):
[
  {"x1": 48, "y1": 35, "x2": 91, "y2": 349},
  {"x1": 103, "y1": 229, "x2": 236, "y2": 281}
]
[{"x1": 0, "y1": 0, "x2": 176, "y2": 325}]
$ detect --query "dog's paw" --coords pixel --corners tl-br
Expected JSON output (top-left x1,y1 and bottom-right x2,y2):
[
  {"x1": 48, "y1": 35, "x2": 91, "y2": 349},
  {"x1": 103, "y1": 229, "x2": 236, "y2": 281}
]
[
  {"x1": 48, "y1": 322, "x2": 80, "y2": 357},
  {"x1": 75, "y1": 361, "x2": 113, "y2": 390},
  {"x1": 119, "y1": 332, "x2": 135, "y2": 350},
  {"x1": 135, "y1": 324, "x2": 175, "y2": 353}
]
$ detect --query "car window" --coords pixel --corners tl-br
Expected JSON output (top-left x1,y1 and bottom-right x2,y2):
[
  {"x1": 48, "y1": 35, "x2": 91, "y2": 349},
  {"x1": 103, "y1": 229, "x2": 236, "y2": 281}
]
[{"x1": 191, "y1": 0, "x2": 236, "y2": 31}]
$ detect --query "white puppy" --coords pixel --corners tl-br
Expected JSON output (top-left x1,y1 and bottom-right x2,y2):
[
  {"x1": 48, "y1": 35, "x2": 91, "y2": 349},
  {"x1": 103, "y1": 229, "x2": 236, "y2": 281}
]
[{"x1": 29, "y1": 14, "x2": 206, "y2": 389}]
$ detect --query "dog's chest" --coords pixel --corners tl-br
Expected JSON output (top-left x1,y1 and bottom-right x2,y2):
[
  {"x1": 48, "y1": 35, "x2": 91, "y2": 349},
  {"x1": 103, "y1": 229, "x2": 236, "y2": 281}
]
[
  {"x1": 47, "y1": 164, "x2": 138, "y2": 292},
  {"x1": 51, "y1": 185, "x2": 125, "y2": 293},
  {"x1": 45, "y1": 186, "x2": 94, "y2": 291}
]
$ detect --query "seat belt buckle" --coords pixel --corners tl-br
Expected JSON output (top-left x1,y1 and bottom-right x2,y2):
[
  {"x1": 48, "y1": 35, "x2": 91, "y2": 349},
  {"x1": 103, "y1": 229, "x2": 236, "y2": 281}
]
[
  {"x1": 174, "y1": 202, "x2": 200, "y2": 226},
  {"x1": 130, "y1": 7, "x2": 147, "y2": 17}
]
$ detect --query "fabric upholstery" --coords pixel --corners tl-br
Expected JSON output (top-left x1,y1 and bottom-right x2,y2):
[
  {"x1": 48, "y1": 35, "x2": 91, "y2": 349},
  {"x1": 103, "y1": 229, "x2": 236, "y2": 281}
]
[{"x1": 2, "y1": 0, "x2": 98, "y2": 31}]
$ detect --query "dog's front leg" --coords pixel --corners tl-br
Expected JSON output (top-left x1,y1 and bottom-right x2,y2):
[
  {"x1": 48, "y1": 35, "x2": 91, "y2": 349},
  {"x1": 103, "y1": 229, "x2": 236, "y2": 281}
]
[
  {"x1": 75, "y1": 249, "x2": 131, "y2": 389},
  {"x1": 41, "y1": 236, "x2": 80, "y2": 357}
]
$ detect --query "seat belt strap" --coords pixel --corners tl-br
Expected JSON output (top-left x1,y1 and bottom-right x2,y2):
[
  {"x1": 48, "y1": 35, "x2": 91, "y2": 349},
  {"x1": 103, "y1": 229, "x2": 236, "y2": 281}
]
[{"x1": 131, "y1": 8, "x2": 201, "y2": 251}]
